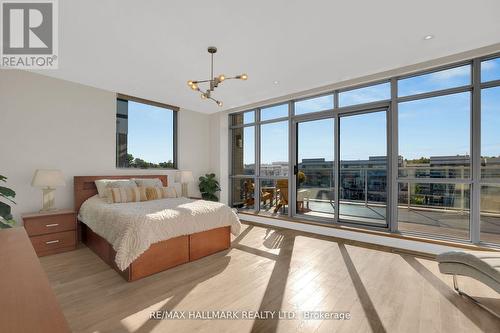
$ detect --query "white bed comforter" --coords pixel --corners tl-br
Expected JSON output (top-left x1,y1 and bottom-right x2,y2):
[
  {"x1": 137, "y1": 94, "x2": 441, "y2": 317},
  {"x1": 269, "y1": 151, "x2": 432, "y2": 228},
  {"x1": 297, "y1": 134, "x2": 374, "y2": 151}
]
[{"x1": 79, "y1": 195, "x2": 241, "y2": 271}]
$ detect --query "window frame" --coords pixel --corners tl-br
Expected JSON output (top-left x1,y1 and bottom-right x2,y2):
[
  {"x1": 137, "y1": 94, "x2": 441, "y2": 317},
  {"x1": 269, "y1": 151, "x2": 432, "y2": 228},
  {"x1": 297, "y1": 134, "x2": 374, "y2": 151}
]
[
  {"x1": 228, "y1": 51, "x2": 500, "y2": 248},
  {"x1": 115, "y1": 93, "x2": 179, "y2": 170}
]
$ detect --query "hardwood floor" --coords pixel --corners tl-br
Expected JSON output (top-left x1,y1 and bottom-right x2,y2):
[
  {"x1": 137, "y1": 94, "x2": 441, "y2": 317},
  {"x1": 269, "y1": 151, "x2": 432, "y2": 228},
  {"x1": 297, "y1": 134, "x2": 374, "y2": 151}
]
[{"x1": 40, "y1": 223, "x2": 500, "y2": 333}]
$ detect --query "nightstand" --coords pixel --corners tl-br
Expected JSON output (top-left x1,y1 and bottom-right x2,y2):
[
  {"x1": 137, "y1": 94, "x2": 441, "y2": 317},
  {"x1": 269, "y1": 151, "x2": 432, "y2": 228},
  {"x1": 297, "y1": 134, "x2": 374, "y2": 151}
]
[{"x1": 22, "y1": 209, "x2": 77, "y2": 257}]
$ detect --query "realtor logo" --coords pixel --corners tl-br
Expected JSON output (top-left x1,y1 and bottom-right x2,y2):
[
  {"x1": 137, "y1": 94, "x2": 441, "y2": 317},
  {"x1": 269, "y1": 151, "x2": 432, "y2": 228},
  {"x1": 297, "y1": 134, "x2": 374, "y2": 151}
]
[{"x1": 1, "y1": 0, "x2": 58, "y2": 68}]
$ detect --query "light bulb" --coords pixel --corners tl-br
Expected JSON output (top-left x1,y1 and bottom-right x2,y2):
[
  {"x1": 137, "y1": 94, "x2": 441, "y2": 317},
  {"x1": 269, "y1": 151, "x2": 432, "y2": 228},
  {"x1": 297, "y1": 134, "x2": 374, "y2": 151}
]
[
  {"x1": 187, "y1": 80, "x2": 194, "y2": 86},
  {"x1": 191, "y1": 83, "x2": 198, "y2": 90},
  {"x1": 217, "y1": 100, "x2": 223, "y2": 107},
  {"x1": 240, "y1": 73, "x2": 248, "y2": 80},
  {"x1": 218, "y1": 74, "x2": 225, "y2": 82},
  {"x1": 201, "y1": 93, "x2": 207, "y2": 99}
]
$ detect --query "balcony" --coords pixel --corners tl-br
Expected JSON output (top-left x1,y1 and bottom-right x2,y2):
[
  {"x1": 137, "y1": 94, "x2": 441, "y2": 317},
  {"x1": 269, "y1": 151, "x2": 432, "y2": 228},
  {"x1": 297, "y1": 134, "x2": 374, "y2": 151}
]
[{"x1": 237, "y1": 165, "x2": 500, "y2": 244}]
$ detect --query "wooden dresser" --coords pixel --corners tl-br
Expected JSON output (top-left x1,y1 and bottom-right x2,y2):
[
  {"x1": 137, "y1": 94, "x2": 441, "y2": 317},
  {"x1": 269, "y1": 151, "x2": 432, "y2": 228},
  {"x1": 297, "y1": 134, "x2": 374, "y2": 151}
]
[
  {"x1": 0, "y1": 227, "x2": 71, "y2": 332},
  {"x1": 22, "y1": 210, "x2": 77, "y2": 257}
]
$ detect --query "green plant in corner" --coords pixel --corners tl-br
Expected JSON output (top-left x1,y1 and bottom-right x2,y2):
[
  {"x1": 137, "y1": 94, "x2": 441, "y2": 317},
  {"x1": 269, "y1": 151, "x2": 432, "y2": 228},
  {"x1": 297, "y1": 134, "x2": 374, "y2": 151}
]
[
  {"x1": 0, "y1": 175, "x2": 16, "y2": 229},
  {"x1": 198, "y1": 173, "x2": 221, "y2": 202}
]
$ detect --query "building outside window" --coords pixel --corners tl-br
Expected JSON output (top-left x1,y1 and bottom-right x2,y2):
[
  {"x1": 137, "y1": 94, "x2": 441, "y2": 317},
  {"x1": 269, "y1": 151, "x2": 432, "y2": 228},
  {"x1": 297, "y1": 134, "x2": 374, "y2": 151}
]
[{"x1": 229, "y1": 53, "x2": 500, "y2": 246}]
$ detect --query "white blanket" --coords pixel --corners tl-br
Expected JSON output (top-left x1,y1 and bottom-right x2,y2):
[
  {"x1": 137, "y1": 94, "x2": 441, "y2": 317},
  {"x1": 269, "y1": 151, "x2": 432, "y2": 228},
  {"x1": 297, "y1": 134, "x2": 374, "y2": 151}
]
[{"x1": 79, "y1": 195, "x2": 241, "y2": 271}]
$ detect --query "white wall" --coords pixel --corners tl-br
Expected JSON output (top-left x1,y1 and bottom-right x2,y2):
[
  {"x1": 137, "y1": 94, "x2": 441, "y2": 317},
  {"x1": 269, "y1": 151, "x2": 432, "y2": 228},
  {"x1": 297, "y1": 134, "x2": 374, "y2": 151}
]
[{"x1": 0, "y1": 70, "x2": 212, "y2": 223}]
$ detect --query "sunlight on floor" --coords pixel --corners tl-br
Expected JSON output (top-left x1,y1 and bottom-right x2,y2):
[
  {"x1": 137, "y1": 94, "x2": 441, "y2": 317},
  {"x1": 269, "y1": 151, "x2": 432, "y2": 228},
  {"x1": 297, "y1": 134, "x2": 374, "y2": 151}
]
[{"x1": 120, "y1": 298, "x2": 172, "y2": 332}]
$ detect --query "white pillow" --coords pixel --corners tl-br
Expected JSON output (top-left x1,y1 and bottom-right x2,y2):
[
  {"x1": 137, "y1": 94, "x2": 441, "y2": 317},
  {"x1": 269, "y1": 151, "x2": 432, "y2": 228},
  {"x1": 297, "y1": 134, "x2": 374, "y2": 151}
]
[
  {"x1": 133, "y1": 178, "x2": 163, "y2": 188},
  {"x1": 95, "y1": 179, "x2": 137, "y2": 198}
]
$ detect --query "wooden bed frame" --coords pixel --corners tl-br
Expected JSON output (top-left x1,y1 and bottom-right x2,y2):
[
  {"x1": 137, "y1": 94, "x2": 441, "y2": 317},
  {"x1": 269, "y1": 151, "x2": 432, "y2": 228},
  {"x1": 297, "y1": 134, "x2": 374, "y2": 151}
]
[{"x1": 74, "y1": 175, "x2": 231, "y2": 282}]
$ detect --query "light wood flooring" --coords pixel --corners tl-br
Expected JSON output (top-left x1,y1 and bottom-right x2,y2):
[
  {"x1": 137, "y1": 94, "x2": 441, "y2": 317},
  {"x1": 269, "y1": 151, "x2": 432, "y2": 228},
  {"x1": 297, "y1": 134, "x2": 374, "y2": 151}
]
[{"x1": 40, "y1": 223, "x2": 500, "y2": 333}]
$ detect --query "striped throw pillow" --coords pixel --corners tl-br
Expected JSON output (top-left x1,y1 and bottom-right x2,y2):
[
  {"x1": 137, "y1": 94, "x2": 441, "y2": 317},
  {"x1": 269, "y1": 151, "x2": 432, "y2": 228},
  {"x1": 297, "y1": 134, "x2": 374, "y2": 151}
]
[
  {"x1": 145, "y1": 186, "x2": 178, "y2": 201},
  {"x1": 106, "y1": 186, "x2": 147, "y2": 203}
]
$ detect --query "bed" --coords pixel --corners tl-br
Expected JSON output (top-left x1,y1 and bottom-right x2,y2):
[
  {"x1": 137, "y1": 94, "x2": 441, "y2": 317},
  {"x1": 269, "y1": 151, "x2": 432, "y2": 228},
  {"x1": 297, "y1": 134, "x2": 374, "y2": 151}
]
[{"x1": 74, "y1": 175, "x2": 241, "y2": 282}]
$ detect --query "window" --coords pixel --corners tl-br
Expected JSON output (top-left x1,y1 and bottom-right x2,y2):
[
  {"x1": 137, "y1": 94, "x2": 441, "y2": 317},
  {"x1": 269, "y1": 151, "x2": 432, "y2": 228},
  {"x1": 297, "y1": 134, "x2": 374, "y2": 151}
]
[
  {"x1": 296, "y1": 118, "x2": 335, "y2": 219},
  {"x1": 398, "y1": 182, "x2": 470, "y2": 239},
  {"x1": 480, "y1": 85, "x2": 500, "y2": 244},
  {"x1": 481, "y1": 57, "x2": 500, "y2": 83},
  {"x1": 480, "y1": 185, "x2": 500, "y2": 244},
  {"x1": 398, "y1": 65, "x2": 470, "y2": 97},
  {"x1": 339, "y1": 110, "x2": 387, "y2": 225},
  {"x1": 481, "y1": 87, "x2": 500, "y2": 180},
  {"x1": 116, "y1": 96, "x2": 177, "y2": 169},
  {"x1": 260, "y1": 121, "x2": 289, "y2": 177},
  {"x1": 398, "y1": 93, "x2": 471, "y2": 179},
  {"x1": 261, "y1": 103, "x2": 288, "y2": 121},
  {"x1": 339, "y1": 82, "x2": 390, "y2": 107},
  {"x1": 231, "y1": 126, "x2": 255, "y2": 175},
  {"x1": 294, "y1": 94, "x2": 334, "y2": 115},
  {"x1": 228, "y1": 52, "x2": 500, "y2": 246},
  {"x1": 232, "y1": 111, "x2": 255, "y2": 126},
  {"x1": 230, "y1": 178, "x2": 255, "y2": 210}
]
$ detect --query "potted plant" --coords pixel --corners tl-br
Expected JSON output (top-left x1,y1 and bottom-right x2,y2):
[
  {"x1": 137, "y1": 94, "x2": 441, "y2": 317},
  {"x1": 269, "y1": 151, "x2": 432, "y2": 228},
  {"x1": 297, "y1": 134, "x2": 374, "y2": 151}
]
[
  {"x1": 0, "y1": 175, "x2": 16, "y2": 229},
  {"x1": 297, "y1": 171, "x2": 306, "y2": 186},
  {"x1": 198, "y1": 173, "x2": 221, "y2": 202}
]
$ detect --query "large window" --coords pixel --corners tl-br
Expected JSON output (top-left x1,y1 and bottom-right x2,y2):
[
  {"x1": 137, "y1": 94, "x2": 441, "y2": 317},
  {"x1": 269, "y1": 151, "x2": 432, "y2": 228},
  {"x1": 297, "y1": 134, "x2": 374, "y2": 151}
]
[
  {"x1": 229, "y1": 52, "x2": 500, "y2": 247},
  {"x1": 480, "y1": 66, "x2": 500, "y2": 244},
  {"x1": 397, "y1": 67, "x2": 471, "y2": 239},
  {"x1": 340, "y1": 110, "x2": 387, "y2": 225},
  {"x1": 116, "y1": 96, "x2": 177, "y2": 169},
  {"x1": 398, "y1": 93, "x2": 471, "y2": 179},
  {"x1": 260, "y1": 121, "x2": 289, "y2": 177},
  {"x1": 231, "y1": 126, "x2": 255, "y2": 175},
  {"x1": 339, "y1": 82, "x2": 390, "y2": 107},
  {"x1": 398, "y1": 65, "x2": 471, "y2": 97},
  {"x1": 295, "y1": 95, "x2": 334, "y2": 115}
]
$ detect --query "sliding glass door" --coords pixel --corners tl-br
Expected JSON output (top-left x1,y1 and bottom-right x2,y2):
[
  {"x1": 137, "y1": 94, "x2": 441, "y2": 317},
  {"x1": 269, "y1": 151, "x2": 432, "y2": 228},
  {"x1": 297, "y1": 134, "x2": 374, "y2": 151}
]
[
  {"x1": 339, "y1": 109, "x2": 388, "y2": 226},
  {"x1": 293, "y1": 109, "x2": 387, "y2": 227},
  {"x1": 295, "y1": 118, "x2": 335, "y2": 220}
]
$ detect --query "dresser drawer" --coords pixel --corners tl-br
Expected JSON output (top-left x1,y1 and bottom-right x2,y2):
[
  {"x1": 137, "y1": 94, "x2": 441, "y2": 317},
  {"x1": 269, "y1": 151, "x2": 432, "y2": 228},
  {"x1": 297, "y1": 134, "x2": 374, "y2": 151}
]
[
  {"x1": 24, "y1": 213, "x2": 76, "y2": 237},
  {"x1": 30, "y1": 231, "x2": 76, "y2": 256}
]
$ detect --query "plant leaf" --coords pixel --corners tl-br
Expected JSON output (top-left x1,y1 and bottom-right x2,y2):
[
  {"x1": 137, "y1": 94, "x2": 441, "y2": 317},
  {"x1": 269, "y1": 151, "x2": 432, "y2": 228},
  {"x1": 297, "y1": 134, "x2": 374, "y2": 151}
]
[
  {"x1": 0, "y1": 201, "x2": 12, "y2": 219},
  {"x1": 0, "y1": 186, "x2": 16, "y2": 198}
]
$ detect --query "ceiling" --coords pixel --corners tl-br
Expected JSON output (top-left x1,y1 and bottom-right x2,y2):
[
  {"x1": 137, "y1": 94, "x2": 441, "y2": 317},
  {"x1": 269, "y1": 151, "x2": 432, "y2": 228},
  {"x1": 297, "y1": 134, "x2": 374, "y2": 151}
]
[{"x1": 37, "y1": 0, "x2": 500, "y2": 113}]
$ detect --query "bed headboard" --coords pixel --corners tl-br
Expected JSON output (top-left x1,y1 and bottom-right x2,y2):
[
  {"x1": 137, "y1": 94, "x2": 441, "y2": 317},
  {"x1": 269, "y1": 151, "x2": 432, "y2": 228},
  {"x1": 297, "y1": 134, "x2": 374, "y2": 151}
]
[{"x1": 74, "y1": 175, "x2": 168, "y2": 212}]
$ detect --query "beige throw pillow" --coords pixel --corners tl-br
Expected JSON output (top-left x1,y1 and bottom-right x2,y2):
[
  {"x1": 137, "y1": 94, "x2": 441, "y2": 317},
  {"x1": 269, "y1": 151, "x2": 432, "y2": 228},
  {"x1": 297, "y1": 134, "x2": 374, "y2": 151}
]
[
  {"x1": 145, "y1": 186, "x2": 178, "y2": 201},
  {"x1": 106, "y1": 186, "x2": 147, "y2": 203}
]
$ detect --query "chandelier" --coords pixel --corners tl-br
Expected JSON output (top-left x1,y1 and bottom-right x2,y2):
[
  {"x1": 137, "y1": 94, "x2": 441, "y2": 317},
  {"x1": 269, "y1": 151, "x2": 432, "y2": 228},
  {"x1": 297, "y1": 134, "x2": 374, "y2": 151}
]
[{"x1": 187, "y1": 46, "x2": 247, "y2": 107}]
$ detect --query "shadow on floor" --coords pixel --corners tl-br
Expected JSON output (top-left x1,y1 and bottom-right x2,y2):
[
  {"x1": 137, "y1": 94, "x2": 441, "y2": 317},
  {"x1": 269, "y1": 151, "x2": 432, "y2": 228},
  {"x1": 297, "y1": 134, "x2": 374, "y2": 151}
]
[
  {"x1": 250, "y1": 230, "x2": 295, "y2": 333},
  {"x1": 338, "y1": 243, "x2": 387, "y2": 333},
  {"x1": 401, "y1": 255, "x2": 500, "y2": 328}
]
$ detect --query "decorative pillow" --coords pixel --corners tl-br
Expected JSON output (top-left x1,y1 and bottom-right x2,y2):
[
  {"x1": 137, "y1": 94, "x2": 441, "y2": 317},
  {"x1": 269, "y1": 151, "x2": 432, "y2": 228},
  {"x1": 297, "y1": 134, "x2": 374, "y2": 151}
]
[
  {"x1": 106, "y1": 186, "x2": 147, "y2": 203},
  {"x1": 133, "y1": 178, "x2": 163, "y2": 188},
  {"x1": 95, "y1": 179, "x2": 137, "y2": 198},
  {"x1": 145, "y1": 186, "x2": 178, "y2": 201}
]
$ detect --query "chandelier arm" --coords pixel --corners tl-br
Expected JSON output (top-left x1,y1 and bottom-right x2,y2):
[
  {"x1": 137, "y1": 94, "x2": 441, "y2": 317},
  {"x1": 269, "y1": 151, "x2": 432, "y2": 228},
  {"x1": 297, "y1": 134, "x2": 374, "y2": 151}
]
[{"x1": 192, "y1": 79, "x2": 212, "y2": 84}]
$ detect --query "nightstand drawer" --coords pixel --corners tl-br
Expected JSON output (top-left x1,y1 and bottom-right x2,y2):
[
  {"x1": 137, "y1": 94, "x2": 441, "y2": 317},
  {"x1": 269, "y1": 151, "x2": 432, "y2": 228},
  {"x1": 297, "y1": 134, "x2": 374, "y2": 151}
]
[
  {"x1": 30, "y1": 231, "x2": 76, "y2": 256},
  {"x1": 24, "y1": 213, "x2": 76, "y2": 236}
]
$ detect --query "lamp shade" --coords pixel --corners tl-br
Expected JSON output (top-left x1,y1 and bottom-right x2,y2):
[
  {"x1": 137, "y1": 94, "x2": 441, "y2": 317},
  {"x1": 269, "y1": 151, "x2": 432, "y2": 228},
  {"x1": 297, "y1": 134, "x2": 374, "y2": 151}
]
[
  {"x1": 175, "y1": 170, "x2": 194, "y2": 183},
  {"x1": 31, "y1": 169, "x2": 66, "y2": 188}
]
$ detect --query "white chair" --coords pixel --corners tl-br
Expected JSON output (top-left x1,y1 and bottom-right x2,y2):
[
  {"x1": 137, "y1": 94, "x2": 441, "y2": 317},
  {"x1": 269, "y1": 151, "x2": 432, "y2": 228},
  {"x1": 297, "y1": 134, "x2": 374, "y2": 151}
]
[{"x1": 437, "y1": 250, "x2": 500, "y2": 318}]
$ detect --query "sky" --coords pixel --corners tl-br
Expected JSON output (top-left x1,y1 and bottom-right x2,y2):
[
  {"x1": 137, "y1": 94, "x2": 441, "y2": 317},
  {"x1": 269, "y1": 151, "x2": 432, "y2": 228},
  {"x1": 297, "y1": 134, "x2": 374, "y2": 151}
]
[
  {"x1": 243, "y1": 58, "x2": 500, "y2": 165},
  {"x1": 123, "y1": 58, "x2": 499, "y2": 165},
  {"x1": 127, "y1": 101, "x2": 174, "y2": 163}
]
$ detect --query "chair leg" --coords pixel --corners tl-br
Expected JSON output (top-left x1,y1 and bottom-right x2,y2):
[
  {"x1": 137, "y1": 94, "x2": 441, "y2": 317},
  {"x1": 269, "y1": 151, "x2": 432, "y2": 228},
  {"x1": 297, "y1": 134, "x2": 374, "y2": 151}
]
[{"x1": 452, "y1": 275, "x2": 500, "y2": 318}]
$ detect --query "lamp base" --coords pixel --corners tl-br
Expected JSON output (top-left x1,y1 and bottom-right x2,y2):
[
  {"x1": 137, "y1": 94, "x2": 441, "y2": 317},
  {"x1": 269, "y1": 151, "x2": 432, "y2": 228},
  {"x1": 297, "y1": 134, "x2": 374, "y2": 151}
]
[{"x1": 40, "y1": 187, "x2": 57, "y2": 212}]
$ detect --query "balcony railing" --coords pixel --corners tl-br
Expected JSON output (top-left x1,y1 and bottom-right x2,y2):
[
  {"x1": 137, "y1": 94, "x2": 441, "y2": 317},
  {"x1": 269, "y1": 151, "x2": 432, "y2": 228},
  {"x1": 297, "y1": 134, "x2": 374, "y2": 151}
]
[{"x1": 297, "y1": 165, "x2": 500, "y2": 215}]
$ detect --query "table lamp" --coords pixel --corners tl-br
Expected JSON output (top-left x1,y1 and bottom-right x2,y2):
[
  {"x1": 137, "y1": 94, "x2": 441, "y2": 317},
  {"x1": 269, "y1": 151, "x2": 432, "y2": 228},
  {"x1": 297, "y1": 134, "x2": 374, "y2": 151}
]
[
  {"x1": 31, "y1": 169, "x2": 66, "y2": 212},
  {"x1": 175, "y1": 170, "x2": 194, "y2": 197}
]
